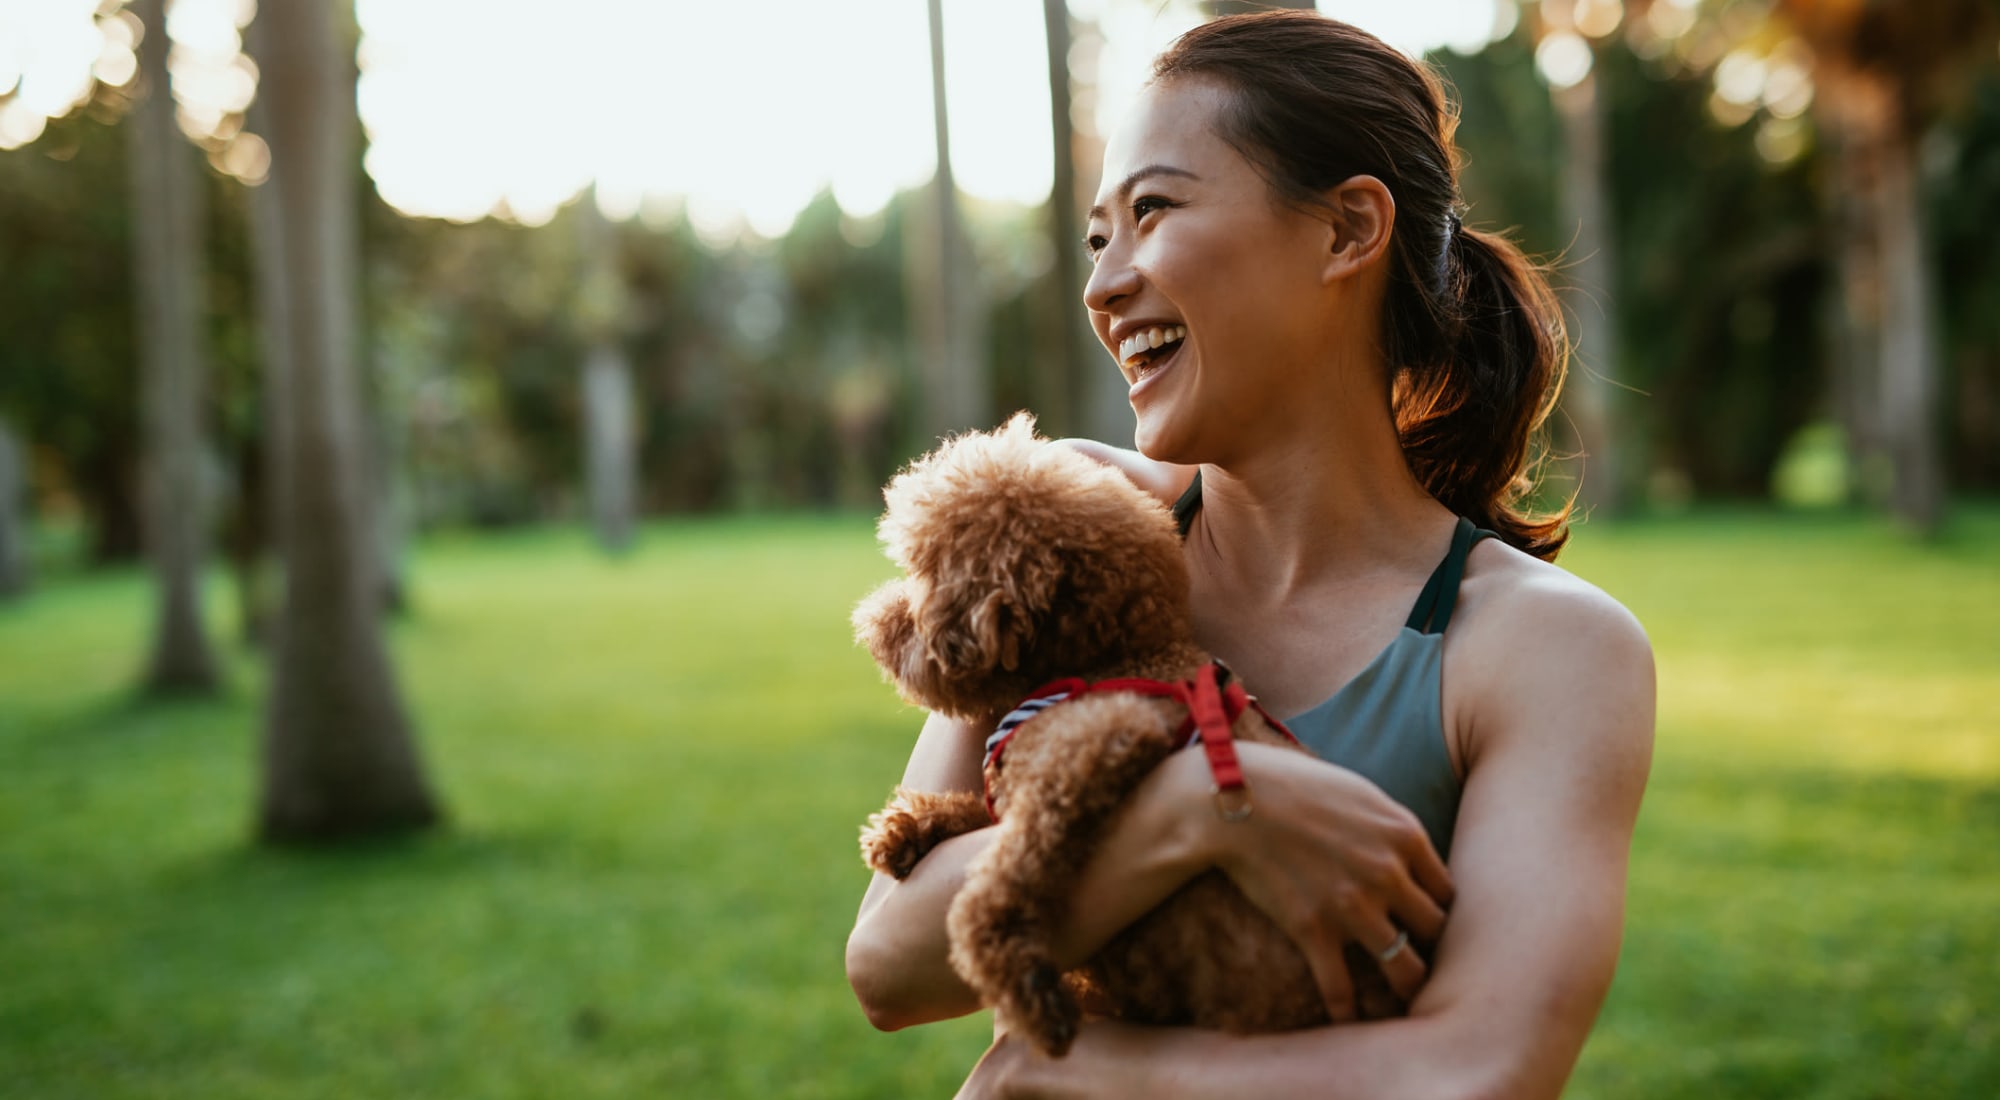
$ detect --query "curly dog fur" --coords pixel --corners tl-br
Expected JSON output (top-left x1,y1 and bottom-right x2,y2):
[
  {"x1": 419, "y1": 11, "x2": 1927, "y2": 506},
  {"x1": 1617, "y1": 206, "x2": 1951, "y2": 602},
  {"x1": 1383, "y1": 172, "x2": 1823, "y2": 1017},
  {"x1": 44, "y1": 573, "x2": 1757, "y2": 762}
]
[{"x1": 854, "y1": 414, "x2": 1385, "y2": 1056}]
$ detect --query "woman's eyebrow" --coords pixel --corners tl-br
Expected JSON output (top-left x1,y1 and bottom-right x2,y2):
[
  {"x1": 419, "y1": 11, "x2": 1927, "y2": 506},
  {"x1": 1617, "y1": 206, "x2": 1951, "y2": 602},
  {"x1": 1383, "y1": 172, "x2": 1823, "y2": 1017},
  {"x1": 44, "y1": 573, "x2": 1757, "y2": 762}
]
[{"x1": 1086, "y1": 165, "x2": 1201, "y2": 221}]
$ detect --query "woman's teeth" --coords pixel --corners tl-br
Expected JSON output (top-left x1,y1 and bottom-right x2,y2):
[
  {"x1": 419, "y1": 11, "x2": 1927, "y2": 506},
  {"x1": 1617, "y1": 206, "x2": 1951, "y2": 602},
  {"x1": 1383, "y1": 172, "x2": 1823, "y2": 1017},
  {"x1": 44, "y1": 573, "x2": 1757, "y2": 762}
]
[{"x1": 1118, "y1": 325, "x2": 1186, "y2": 368}]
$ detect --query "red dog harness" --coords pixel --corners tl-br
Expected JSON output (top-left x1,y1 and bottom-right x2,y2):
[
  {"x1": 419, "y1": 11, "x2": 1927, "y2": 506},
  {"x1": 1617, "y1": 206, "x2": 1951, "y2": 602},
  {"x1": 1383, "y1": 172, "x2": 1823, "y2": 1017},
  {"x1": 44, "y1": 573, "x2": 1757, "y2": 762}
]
[{"x1": 982, "y1": 662, "x2": 1298, "y2": 822}]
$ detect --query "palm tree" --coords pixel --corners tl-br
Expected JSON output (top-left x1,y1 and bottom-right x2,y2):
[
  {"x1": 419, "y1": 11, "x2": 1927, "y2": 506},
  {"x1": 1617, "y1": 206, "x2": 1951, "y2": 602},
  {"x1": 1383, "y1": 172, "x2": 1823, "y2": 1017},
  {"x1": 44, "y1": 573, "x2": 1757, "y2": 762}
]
[
  {"x1": 912, "y1": 0, "x2": 990, "y2": 440},
  {"x1": 129, "y1": 0, "x2": 224, "y2": 693},
  {"x1": 1057, "y1": 8, "x2": 1132, "y2": 446},
  {"x1": 248, "y1": 0, "x2": 441, "y2": 841},
  {"x1": 1039, "y1": 0, "x2": 1087, "y2": 438},
  {"x1": 576, "y1": 187, "x2": 638, "y2": 554}
]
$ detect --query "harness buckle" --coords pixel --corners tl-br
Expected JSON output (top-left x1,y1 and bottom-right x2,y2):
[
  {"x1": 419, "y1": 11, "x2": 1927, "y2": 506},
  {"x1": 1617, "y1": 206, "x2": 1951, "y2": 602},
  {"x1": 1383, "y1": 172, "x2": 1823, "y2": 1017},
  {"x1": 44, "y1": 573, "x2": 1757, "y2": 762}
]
[{"x1": 1212, "y1": 784, "x2": 1254, "y2": 823}]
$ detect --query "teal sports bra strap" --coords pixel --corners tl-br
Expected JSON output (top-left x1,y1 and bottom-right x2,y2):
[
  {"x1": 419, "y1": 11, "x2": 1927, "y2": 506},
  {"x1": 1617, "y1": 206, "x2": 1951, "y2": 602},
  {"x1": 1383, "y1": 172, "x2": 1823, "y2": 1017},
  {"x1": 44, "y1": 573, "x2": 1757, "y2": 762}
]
[{"x1": 1406, "y1": 516, "x2": 1497, "y2": 634}]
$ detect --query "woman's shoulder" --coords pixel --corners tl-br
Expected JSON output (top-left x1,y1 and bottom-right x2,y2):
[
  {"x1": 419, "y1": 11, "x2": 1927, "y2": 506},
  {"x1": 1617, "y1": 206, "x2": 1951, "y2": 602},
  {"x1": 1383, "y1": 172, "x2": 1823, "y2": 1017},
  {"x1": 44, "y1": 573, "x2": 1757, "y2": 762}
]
[
  {"x1": 1053, "y1": 438, "x2": 1197, "y2": 509},
  {"x1": 1445, "y1": 534, "x2": 1656, "y2": 768}
]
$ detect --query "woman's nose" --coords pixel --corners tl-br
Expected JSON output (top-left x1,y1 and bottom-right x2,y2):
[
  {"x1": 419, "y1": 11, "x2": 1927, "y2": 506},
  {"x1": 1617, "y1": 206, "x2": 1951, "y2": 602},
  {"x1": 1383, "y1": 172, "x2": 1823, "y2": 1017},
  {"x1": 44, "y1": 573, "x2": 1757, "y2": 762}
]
[{"x1": 1083, "y1": 249, "x2": 1141, "y2": 315}]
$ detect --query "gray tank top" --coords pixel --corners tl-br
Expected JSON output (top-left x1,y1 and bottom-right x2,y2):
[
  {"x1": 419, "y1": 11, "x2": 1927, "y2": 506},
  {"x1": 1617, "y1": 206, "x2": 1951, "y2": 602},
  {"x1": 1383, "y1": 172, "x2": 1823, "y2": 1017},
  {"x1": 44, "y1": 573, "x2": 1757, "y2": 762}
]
[{"x1": 1174, "y1": 474, "x2": 1492, "y2": 860}]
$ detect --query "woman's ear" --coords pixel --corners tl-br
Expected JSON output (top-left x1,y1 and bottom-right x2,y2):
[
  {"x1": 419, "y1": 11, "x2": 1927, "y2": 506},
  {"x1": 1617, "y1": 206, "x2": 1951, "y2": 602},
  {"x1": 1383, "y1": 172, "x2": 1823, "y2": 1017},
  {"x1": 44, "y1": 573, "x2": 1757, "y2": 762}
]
[{"x1": 1319, "y1": 174, "x2": 1396, "y2": 284}]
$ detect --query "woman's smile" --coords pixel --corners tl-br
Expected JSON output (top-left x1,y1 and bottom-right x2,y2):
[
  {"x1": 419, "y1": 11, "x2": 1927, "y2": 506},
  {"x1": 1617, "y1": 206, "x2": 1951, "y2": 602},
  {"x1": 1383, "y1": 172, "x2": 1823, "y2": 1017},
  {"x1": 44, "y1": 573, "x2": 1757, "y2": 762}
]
[{"x1": 1127, "y1": 336, "x2": 1187, "y2": 401}]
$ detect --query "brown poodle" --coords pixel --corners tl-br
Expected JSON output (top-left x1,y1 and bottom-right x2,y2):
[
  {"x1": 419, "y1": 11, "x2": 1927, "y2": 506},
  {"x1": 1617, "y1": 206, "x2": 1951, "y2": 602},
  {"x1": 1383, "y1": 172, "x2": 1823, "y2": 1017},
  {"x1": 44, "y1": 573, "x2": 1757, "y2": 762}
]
[{"x1": 853, "y1": 414, "x2": 1372, "y2": 1056}]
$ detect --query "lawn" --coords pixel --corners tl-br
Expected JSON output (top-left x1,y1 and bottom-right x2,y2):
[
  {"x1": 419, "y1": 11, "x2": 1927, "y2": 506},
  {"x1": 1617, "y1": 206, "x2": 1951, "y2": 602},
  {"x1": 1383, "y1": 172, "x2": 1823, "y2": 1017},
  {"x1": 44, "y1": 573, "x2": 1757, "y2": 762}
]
[{"x1": 0, "y1": 507, "x2": 1995, "y2": 1098}]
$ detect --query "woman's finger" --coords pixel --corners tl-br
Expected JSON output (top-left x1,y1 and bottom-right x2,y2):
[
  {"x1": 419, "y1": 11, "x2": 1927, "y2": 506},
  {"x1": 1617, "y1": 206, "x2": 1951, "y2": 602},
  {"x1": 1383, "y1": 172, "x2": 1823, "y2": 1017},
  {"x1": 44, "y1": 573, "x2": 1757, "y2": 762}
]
[
  {"x1": 1391, "y1": 874, "x2": 1448, "y2": 944},
  {"x1": 1299, "y1": 922, "x2": 1360, "y2": 1023},
  {"x1": 1403, "y1": 830, "x2": 1455, "y2": 910},
  {"x1": 1355, "y1": 916, "x2": 1429, "y2": 1003}
]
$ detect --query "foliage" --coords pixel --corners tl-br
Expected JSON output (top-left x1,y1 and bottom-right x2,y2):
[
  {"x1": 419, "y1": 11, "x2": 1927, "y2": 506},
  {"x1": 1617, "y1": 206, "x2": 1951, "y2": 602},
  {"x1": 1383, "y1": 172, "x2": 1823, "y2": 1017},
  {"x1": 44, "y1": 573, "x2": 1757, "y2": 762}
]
[
  {"x1": 4, "y1": 17, "x2": 2000, "y2": 566},
  {"x1": 1, "y1": 511, "x2": 1997, "y2": 1097}
]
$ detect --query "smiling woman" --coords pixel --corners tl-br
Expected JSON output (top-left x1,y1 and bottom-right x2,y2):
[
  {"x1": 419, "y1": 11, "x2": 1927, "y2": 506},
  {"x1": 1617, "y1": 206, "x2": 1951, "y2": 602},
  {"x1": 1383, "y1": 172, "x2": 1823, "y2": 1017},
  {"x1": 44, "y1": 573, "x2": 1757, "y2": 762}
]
[{"x1": 845, "y1": 11, "x2": 1653, "y2": 1100}]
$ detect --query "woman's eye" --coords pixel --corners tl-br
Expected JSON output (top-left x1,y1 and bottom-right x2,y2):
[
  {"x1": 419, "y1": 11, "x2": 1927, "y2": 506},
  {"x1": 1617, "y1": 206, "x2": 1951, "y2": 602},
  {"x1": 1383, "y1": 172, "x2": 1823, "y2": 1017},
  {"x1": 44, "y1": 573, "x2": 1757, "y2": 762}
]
[
  {"x1": 1083, "y1": 234, "x2": 1108, "y2": 259},
  {"x1": 1133, "y1": 196, "x2": 1172, "y2": 219}
]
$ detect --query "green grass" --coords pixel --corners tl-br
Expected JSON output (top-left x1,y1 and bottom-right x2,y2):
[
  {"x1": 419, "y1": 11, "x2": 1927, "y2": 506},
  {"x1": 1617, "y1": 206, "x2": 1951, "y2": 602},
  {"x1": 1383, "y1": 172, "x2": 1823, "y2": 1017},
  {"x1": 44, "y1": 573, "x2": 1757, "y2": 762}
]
[{"x1": 1, "y1": 507, "x2": 1996, "y2": 1098}]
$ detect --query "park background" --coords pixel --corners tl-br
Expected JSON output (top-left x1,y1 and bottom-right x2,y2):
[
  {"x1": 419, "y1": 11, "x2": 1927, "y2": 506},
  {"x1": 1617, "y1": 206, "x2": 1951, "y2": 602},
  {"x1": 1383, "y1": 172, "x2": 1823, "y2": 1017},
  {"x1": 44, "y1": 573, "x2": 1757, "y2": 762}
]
[{"x1": 1, "y1": 0, "x2": 1996, "y2": 1096}]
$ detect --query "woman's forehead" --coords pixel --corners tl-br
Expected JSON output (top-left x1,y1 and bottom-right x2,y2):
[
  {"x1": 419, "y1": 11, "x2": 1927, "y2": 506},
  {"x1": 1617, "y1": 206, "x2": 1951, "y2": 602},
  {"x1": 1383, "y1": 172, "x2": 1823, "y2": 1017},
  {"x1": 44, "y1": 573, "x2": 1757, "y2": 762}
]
[{"x1": 1096, "y1": 80, "x2": 1244, "y2": 200}]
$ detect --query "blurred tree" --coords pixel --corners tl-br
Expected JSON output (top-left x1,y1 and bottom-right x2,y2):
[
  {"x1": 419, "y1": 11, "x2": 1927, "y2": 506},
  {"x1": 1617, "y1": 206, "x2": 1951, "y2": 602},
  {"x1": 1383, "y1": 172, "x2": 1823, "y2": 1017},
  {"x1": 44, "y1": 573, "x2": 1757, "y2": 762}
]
[
  {"x1": 237, "y1": 85, "x2": 289, "y2": 646},
  {"x1": 0, "y1": 420, "x2": 27, "y2": 598},
  {"x1": 1933, "y1": 72, "x2": 2000, "y2": 493},
  {"x1": 1061, "y1": 13, "x2": 1131, "y2": 446},
  {"x1": 1448, "y1": 15, "x2": 1828, "y2": 502},
  {"x1": 248, "y1": 0, "x2": 441, "y2": 841},
  {"x1": 912, "y1": 0, "x2": 990, "y2": 441},
  {"x1": 129, "y1": 0, "x2": 223, "y2": 694},
  {"x1": 1527, "y1": 0, "x2": 1632, "y2": 517},
  {"x1": 775, "y1": 191, "x2": 908, "y2": 506},
  {"x1": 575, "y1": 188, "x2": 638, "y2": 553},
  {"x1": 0, "y1": 108, "x2": 146, "y2": 565},
  {"x1": 1773, "y1": 0, "x2": 1995, "y2": 534},
  {"x1": 1038, "y1": 0, "x2": 1086, "y2": 438}
]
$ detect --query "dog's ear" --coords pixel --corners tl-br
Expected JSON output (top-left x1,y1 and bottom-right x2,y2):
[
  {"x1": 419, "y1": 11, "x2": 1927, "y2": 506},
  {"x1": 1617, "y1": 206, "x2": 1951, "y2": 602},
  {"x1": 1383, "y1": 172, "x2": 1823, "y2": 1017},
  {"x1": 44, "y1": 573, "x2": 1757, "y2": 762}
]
[
  {"x1": 855, "y1": 578, "x2": 921, "y2": 684},
  {"x1": 856, "y1": 578, "x2": 979, "y2": 714},
  {"x1": 920, "y1": 581, "x2": 1032, "y2": 678}
]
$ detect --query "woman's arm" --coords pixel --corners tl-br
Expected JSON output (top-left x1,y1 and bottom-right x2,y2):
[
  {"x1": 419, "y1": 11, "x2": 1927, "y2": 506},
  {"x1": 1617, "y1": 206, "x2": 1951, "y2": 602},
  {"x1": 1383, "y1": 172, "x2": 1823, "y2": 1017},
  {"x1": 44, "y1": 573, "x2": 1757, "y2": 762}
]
[
  {"x1": 846, "y1": 710, "x2": 991, "y2": 1029},
  {"x1": 848, "y1": 714, "x2": 1458, "y2": 1030},
  {"x1": 959, "y1": 579, "x2": 1657, "y2": 1099},
  {"x1": 846, "y1": 709, "x2": 1250, "y2": 1029}
]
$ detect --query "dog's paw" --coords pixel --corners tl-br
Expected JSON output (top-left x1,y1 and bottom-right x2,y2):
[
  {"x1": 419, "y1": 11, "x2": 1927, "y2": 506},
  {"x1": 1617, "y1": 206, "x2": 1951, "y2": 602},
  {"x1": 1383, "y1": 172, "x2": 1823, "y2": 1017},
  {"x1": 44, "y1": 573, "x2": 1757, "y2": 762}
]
[
  {"x1": 859, "y1": 800, "x2": 926, "y2": 880},
  {"x1": 1010, "y1": 961, "x2": 1079, "y2": 1058}
]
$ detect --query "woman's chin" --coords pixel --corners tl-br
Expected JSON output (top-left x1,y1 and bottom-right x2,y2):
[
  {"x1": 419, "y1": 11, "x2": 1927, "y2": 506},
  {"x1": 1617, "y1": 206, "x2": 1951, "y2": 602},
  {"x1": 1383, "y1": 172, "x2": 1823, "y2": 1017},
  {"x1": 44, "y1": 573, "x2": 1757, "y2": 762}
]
[{"x1": 1131, "y1": 404, "x2": 1198, "y2": 466}]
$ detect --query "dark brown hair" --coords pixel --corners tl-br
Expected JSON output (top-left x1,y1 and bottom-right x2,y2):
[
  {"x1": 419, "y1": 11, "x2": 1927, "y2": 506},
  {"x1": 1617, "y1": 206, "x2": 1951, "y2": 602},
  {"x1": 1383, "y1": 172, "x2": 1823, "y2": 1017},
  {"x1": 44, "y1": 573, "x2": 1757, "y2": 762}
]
[{"x1": 1155, "y1": 11, "x2": 1570, "y2": 559}]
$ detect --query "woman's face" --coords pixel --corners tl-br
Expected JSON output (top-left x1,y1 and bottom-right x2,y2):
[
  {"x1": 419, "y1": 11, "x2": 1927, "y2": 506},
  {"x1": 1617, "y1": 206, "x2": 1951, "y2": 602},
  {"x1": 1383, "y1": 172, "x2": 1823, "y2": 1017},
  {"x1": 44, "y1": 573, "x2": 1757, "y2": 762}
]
[{"x1": 1084, "y1": 78, "x2": 1346, "y2": 464}]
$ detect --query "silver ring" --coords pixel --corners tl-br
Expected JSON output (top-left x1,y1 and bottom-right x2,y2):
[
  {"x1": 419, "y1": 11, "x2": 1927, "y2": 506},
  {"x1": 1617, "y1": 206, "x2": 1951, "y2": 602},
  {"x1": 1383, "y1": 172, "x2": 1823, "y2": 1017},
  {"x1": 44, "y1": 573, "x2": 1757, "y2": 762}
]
[{"x1": 1375, "y1": 930, "x2": 1409, "y2": 964}]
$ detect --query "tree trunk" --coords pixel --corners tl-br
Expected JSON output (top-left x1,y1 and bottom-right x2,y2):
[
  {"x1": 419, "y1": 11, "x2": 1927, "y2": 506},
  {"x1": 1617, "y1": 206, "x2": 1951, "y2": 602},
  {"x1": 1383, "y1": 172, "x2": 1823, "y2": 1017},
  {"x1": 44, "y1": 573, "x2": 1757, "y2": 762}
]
[
  {"x1": 1551, "y1": 62, "x2": 1625, "y2": 517},
  {"x1": 129, "y1": 0, "x2": 223, "y2": 694},
  {"x1": 1820, "y1": 71, "x2": 1888, "y2": 505},
  {"x1": 576, "y1": 190, "x2": 638, "y2": 553},
  {"x1": 241, "y1": 84, "x2": 292, "y2": 648},
  {"x1": 249, "y1": 0, "x2": 441, "y2": 842},
  {"x1": 1038, "y1": 0, "x2": 1086, "y2": 438},
  {"x1": 370, "y1": 354, "x2": 414, "y2": 612},
  {"x1": 1874, "y1": 118, "x2": 1946, "y2": 533},
  {"x1": 1061, "y1": 16, "x2": 1129, "y2": 447},
  {"x1": 913, "y1": 0, "x2": 989, "y2": 442},
  {"x1": 1822, "y1": 68, "x2": 1946, "y2": 533},
  {"x1": 0, "y1": 419, "x2": 28, "y2": 599}
]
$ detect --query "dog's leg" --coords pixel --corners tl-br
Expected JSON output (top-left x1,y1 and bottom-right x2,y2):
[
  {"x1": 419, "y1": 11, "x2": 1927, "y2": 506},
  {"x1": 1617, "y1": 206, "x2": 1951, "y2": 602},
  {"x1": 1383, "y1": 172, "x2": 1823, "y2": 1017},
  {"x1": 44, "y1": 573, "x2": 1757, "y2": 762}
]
[
  {"x1": 860, "y1": 786, "x2": 991, "y2": 880},
  {"x1": 947, "y1": 693, "x2": 1181, "y2": 1057}
]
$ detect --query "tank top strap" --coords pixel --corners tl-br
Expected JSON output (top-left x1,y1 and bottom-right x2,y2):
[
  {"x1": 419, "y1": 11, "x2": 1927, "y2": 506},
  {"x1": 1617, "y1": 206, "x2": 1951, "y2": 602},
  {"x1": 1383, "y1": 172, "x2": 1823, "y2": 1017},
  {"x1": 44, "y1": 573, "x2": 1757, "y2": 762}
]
[
  {"x1": 1404, "y1": 517, "x2": 1498, "y2": 635},
  {"x1": 1172, "y1": 470, "x2": 1204, "y2": 537}
]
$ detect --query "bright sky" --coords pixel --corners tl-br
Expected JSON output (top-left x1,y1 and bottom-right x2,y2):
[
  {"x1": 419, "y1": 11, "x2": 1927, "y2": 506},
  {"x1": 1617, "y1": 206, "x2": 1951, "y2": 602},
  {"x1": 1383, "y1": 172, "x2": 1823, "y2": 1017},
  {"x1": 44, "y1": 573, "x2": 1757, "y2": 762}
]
[{"x1": 0, "y1": 0, "x2": 1524, "y2": 237}]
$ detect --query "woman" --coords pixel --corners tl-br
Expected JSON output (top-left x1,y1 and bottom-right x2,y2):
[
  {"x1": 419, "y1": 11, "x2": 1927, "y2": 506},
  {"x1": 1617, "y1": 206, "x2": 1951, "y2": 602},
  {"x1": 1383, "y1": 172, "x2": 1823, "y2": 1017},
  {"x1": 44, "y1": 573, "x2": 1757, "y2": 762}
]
[{"x1": 845, "y1": 12, "x2": 1655, "y2": 1098}]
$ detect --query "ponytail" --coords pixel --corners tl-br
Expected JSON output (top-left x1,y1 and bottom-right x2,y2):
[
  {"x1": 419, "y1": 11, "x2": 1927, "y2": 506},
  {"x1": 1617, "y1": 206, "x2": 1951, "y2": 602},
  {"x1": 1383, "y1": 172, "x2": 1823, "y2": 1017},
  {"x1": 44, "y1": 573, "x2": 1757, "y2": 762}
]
[
  {"x1": 1155, "y1": 11, "x2": 1574, "y2": 561},
  {"x1": 1393, "y1": 223, "x2": 1571, "y2": 560}
]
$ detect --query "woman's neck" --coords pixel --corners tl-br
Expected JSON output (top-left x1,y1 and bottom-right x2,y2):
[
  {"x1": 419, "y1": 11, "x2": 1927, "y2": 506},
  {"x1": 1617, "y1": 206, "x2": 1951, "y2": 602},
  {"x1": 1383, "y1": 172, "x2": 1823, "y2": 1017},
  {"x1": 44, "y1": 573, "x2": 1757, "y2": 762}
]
[{"x1": 1187, "y1": 375, "x2": 1456, "y2": 599}]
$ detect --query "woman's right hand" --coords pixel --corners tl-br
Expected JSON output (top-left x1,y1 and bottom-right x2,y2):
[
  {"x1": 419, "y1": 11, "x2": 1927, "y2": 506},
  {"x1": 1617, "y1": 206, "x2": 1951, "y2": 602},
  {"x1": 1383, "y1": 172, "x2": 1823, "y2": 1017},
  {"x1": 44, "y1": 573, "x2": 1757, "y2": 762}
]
[{"x1": 1194, "y1": 741, "x2": 1455, "y2": 1021}]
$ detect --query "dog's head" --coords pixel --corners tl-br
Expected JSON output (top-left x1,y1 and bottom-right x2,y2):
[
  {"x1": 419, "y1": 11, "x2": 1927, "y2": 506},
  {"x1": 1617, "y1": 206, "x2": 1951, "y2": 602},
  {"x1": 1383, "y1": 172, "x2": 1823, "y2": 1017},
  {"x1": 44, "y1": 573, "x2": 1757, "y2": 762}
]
[{"x1": 853, "y1": 413, "x2": 1193, "y2": 719}]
